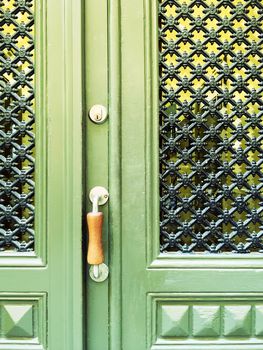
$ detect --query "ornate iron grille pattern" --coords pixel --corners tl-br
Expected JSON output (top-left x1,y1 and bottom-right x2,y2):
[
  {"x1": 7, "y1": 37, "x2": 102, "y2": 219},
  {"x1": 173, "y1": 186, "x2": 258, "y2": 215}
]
[
  {"x1": 159, "y1": 0, "x2": 263, "y2": 253},
  {"x1": 0, "y1": 0, "x2": 35, "y2": 252}
]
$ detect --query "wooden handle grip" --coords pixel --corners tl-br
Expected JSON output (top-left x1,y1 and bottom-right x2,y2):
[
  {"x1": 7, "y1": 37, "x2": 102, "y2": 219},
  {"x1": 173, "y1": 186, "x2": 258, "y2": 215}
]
[{"x1": 87, "y1": 212, "x2": 104, "y2": 265}]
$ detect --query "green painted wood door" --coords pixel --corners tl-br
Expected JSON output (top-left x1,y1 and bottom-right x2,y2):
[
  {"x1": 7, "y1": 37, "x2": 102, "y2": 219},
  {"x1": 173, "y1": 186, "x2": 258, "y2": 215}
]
[
  {"x1": 86, "y1": 0, "x2": 263, "y2": 349},
  {"x1": 0, "y1": 0, "x2": 83, "y2": 349}
]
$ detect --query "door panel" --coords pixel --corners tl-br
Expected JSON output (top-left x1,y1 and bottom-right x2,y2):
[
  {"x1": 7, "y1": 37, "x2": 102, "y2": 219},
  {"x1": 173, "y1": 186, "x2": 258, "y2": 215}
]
[
  {"x1": 0, "y1": 0, "x2": 83, "y2": 349},
  {"x1": 121, "y1": 0, "x2": 263, "y2": 349},
  {"x1": 86, "y1": 0, "x2": 263, "y2": 349}
]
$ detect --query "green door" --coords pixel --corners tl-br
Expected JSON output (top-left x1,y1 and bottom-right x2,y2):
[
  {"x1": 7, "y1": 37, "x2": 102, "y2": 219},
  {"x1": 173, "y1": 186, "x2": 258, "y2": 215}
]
[
  {"x1": 86, "y1": 0, "x2": 263, "y2": 349},
  {"x1": 0, "y1": 0, "x2": 83, "y2": 349}
]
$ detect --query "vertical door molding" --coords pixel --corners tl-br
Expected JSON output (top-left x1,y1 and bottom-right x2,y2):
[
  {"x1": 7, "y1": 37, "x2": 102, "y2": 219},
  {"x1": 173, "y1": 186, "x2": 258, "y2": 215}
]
[{"x1": 109, "y1": 0, "x2": 122, "y2": 349}]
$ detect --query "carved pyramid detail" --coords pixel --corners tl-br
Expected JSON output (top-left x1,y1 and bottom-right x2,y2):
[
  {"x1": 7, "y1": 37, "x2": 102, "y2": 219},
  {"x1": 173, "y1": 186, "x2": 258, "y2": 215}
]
[
  {"x1": 1, "y1": 304, "x2": 34, "y2": 338},
  {"x1": 161, "y1": 305, "x2": 189, "y2": 336}
]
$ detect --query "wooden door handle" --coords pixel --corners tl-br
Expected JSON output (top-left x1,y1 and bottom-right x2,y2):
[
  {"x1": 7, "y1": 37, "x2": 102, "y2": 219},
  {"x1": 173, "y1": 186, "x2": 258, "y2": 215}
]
[
  {"x1": 87, "y1": 186, "x2": 109, "y2": 282},
  {"x1": 87, "y1": 212, "x2": 104, "y2": 265}
]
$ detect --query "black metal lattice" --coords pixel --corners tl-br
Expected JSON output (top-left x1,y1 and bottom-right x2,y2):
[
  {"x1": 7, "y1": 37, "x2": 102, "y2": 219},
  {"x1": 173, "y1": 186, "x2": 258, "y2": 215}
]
[
  {"x1": 159, "y1": 0, "x2": 263, "y2": 253},
  {"x1": 0, "y1": 0, "x2": 35, "y2": 252}
]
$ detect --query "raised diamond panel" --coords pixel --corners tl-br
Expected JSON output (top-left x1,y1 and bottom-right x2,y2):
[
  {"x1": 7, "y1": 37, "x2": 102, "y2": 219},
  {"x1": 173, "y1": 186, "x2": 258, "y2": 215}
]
[
  {"x1": 161, "y1": 305, "x2": 189, "y2": 337},
  {"x1": 0, "y1": 294, "x2": 46, "y2": 347},
  {"x1": 223, "y1": 305, "x2": 252, "y2": 336},
  {"x1": 159, "y1": 0, "x2": 263, "y2": 253},
  {"x1": 2, "y1": 304, "x2": 33, "y2": 338},
  {"x1": 0, "y1": 0, "x2": 35, "y2": 251},
  {"x1": 154, "y1": 296, "x2": 263, "y2": 345},
  {"x1": 192, "y1": 305, "x2": 220, "y2": 336}
]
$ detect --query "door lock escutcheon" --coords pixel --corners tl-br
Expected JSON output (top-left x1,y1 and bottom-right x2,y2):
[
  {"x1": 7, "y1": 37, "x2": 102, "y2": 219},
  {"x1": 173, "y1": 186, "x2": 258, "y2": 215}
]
[
  {"x1": 87, "y1": 186, "x2": 109, "y2": 282},
  {"x1": 89, "y1": 104, "x2": 108, "y2": 124}
]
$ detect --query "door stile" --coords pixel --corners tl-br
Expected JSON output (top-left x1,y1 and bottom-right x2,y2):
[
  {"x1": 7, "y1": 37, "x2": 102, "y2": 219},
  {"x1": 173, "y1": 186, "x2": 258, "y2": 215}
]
[
  {"x1": 85, "y1": 0, "x2": 109, "y2": 349},
  {"x1": 62, "y1": 0, "x2": 84, "y2": 348},
  {"x1": 47, "y1": 0, "x2": 84, "y2": 348}
]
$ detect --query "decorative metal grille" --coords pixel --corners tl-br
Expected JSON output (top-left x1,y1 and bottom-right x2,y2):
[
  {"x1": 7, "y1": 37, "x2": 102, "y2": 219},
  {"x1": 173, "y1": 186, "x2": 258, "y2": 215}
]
[
  {"x1": 159, "y1": 0, "x2": 263, "y2": 253},
  {"x1": 0, "y1": 0, "x2": 35, "y2": 252}
]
